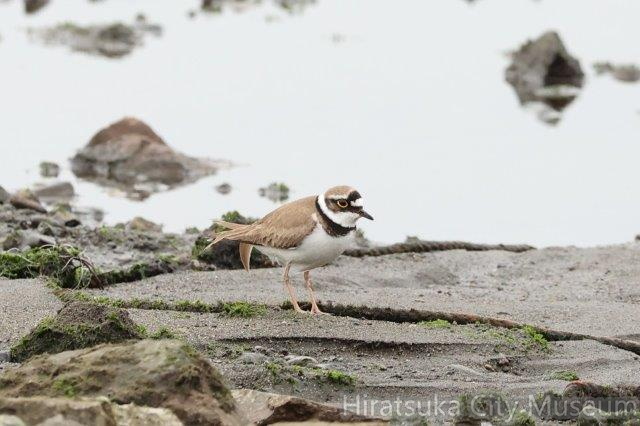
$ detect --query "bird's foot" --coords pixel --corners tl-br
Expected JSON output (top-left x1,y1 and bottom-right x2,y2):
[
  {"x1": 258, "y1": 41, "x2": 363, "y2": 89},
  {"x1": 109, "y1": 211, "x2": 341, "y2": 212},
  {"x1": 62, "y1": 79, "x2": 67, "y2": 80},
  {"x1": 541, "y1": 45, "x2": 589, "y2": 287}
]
[
  {"x1": 292, "y1": 305, "x2": 308, "y2": 314},
  {"x1": 310, "y1": 306, "x2": 330, "y2": 316}
]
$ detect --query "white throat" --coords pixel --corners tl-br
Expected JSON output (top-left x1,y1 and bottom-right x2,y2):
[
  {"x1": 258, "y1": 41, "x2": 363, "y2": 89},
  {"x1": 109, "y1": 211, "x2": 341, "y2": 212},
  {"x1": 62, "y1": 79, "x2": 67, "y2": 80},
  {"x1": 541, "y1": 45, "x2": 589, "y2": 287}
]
[{"x1": 317, "y1": 196, "x2": 360, "y2": 228}]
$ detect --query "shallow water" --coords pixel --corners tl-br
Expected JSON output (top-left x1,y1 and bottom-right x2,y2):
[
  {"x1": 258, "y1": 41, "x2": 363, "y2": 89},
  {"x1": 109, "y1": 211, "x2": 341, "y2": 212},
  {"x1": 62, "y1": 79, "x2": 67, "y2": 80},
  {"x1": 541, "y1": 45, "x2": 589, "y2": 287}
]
[{"x1": 1, "y1": 0, "x2": 639, "y2": 247}]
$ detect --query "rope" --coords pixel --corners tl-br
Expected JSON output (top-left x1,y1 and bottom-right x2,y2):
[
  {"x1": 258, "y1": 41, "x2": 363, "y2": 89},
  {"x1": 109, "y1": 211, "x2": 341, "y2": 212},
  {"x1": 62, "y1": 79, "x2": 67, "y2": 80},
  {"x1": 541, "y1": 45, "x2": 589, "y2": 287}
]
[{"x1": 343, "y1": 240, "x2": 535, "y2": 258}]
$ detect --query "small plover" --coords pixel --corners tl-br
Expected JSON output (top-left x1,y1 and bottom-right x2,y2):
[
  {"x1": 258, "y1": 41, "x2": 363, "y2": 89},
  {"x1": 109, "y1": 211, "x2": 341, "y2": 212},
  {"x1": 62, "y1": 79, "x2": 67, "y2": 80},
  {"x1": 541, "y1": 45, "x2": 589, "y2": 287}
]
[{"x1": 207, "y1": 185, "x2": 373, "y2": 314}]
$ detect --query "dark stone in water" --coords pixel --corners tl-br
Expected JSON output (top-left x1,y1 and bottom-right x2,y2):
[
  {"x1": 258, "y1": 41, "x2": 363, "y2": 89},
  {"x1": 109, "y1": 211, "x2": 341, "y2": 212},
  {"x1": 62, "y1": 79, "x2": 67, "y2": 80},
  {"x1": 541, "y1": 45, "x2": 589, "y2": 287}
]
[
  {"x1": 24, "y1": 0, "x2": 49, "y2": 14},
  {"x1": 29, "y1": 20, "x2": 161, "y2": 59},
  {"x1": 71, "y1": 117, "x2": 219, "y2": 198},
  {"x1": 506, "y1": 31, "x2": 584, "y2": 125},
  {"x1": 39, "y1": 161, "x2": 60, "y2": 178}
]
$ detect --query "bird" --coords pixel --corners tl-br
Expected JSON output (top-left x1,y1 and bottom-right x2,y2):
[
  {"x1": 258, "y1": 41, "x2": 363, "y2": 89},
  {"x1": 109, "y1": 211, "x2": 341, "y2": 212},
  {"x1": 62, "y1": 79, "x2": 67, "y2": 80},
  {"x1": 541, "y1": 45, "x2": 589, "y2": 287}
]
[{"x1": 205, "y1": 185, "x2": 373, "y2": 314}]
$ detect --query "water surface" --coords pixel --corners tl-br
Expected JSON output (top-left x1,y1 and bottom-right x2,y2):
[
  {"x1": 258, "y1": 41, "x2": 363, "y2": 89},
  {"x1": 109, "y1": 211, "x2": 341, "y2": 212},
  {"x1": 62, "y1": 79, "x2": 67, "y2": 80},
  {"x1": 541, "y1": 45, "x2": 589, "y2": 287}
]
[{"x1": 1, "y1": 0, "x2": 639, "y2": 246}]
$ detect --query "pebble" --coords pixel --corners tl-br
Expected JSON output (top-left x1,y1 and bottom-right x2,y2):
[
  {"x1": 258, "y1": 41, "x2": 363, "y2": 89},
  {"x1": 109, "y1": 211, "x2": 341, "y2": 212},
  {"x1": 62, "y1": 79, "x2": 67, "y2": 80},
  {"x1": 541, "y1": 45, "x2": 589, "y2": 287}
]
[
  {"x1": 0, "y1": 350, "x2": 10, "y2": 363},
  {"x1": 238, "y1": 351, "x2": 268, "y2": 365},
  {"x1": 284, "y1": 355, "x2": 318, "y2": 366}
]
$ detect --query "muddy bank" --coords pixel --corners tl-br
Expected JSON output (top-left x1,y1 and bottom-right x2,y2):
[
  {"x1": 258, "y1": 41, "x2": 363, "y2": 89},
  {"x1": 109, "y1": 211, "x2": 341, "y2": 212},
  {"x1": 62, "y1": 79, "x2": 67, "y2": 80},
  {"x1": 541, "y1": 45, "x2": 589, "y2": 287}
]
[{"x1": 2, "y1": 240, "x2": 640, "y2": 423}]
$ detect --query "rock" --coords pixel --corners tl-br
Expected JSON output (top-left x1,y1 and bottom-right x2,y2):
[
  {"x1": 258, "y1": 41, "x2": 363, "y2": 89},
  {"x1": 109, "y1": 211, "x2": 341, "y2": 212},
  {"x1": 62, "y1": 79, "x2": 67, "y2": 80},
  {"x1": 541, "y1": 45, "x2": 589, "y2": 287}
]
[
  {"x1": 215, "y1": 183, "x2": 232, "y2": 195},
  {"x1": 20, "y1": 230, "x2": 56, "y2": 248},
  {"x1": 563, "y1": 381, "x2": 640, "y2": 398},
  {"x1": 51, "y1": 205, "x2": 81, "y2": 228},
  {"x1": 258, "y1": 182, "x2": 290, "y2": 202},
  {"x1": 231, "y1": 389, "x2": 384, "y2": 425},
  {"x1": 447, "y1": 363, "x2": 486, "y2": 377},
  {"x1": 39, "y1": 162, "x2": 60, "y2": 178},
  {"x1": 0, "y1": 352, "x2": 9, "y2": 363},
  {"x1": 0, "y1": 187, "x2": 10, "y2": 204},
  {"x1": 70, "y1": 118, "x2": 219, "y2": 196},
  {"x1": 238, "y1": 351, "x2": 268, "y2": 365},
  {"x1": 24, "y1": 0, "x2": 49, "y2": 14},
  {"x1": 0, "y1": 397, "x2": 183, "y2": 426},
  {"x1": 126, "y1": 217, "x2": 162, "y2": 233},
  {"x1": 506, "y1": 31, "x2": 584, "y2": 124},
  {"x1": 192, "y1": 212, "x2": 273, "y2": 270},
  {"x1": 10, "y1": 302, "x2": 144, "y2": 362},
  {"x1": 284, "y1": 355, "x2": 318, "y2": 367},
  {"x1": 29, "y1": 21, "x2": 161, "y2": 58},
  {"x1": 594, "y1": 62, "x2": 640, "y2": 83},
  {"x1": 33, "y1": 182, "x2": 75, "y2": 202},
  {"x1": 0, "y1": 340, "x2": 245, "y2": 426},
  {"x1": 0, "y1": 415, "x2": 25, "y2": 426},
  {"x1": 114, "y1": 403, "x2": 184, "y2": 426},
  {"x1": 577, "y1": 406, "x2": 640, "y2": 425},
  {"x1": 9, "y1": 190, "x2": 46, "y2": 213},
  {"x1": 125, "y1": 216, "x2": 162, "y2": 232}
]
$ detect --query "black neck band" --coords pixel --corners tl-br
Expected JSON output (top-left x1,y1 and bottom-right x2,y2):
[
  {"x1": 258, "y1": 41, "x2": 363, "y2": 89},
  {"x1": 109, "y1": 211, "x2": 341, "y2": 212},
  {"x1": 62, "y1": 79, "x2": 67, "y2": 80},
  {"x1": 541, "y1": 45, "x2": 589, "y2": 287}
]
[{"x1": 315, "y1": 197, "x2": 355, "y2": 237}]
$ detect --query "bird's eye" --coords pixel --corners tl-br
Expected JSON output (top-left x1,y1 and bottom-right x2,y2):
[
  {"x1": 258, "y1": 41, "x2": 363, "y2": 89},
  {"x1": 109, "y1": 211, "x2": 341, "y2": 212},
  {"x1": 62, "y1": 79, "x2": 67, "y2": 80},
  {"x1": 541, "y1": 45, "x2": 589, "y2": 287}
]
[{"x1": 337, "y1": 200, "x2": 348, "y2": 208}]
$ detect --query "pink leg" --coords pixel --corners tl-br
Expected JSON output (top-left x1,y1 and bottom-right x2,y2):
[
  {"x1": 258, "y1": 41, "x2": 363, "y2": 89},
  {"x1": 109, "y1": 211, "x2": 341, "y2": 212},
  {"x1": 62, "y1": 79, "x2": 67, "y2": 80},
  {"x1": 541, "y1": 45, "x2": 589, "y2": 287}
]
[
  {"x1": 284, "y1": 264, "x2": 305, "y2": 313},
  {"x1": 304, "y1": 271, "x2": 328, "y2": 315}
]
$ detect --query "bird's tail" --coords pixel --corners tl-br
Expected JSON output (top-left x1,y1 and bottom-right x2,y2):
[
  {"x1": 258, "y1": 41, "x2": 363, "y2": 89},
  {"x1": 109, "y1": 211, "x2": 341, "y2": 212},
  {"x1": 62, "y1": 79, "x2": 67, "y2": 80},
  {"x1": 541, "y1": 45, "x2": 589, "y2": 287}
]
[{"x1": 202, "y1": 221, "x2": 254, "y2": 272}]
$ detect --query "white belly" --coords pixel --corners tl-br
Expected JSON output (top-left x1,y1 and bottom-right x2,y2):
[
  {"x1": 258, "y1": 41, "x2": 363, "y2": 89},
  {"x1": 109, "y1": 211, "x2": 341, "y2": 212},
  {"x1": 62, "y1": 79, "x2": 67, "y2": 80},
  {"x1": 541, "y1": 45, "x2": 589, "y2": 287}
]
[{"x1": 256, "y1": 225, "x2": 354, "y2": 272}]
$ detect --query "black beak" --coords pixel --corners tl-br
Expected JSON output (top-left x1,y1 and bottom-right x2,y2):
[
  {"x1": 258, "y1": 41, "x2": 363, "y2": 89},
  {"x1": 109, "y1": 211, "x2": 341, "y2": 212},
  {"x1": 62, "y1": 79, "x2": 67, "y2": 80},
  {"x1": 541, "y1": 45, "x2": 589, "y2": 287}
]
[{"x1": 359, "y1": 210, "x2": 374, "y2": 220}]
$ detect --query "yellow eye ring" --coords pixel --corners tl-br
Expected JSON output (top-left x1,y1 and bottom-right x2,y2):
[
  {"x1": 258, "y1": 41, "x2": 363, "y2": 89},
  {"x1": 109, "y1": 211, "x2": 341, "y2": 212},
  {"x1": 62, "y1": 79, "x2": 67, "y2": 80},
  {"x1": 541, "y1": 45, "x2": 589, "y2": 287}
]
[{"x1": 337, "y1": 200, "x2": 348, "y2": 208}]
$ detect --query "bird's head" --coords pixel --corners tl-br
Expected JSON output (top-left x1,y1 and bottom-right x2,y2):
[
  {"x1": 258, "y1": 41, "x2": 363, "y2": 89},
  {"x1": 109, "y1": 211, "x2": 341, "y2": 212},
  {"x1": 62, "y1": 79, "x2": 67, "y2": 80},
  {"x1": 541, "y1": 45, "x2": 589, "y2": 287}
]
[{"x1": 319, "y1": 185, "x2": 373, "y2": 227}]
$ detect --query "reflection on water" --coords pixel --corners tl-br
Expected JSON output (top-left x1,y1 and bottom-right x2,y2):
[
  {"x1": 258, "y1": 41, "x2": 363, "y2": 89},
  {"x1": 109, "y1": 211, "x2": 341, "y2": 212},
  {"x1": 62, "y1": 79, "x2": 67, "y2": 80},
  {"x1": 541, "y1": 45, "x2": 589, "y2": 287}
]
[
  {"x1": 1, "y1": 0, "x2": 640, "y2": 248},
  {"x1": 200, "y1": 0, "x2": 316, "y2": 15}
]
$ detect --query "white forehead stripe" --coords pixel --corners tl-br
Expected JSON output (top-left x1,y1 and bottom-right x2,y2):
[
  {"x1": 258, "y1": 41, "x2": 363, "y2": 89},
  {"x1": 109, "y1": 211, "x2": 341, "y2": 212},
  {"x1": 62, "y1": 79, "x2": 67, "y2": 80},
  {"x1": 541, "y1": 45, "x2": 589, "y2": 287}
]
[{"x1": 351, "y1": 198, "x2": 363, "y2": 207}]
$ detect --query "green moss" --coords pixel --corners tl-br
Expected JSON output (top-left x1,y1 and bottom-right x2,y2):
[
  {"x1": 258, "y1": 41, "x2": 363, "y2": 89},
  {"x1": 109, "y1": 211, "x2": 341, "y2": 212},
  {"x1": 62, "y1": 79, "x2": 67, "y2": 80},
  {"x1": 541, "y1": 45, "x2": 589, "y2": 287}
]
[
  {"x1": 0, "y1": 246, "x2": 91, "y2": 288},
  {"x1": 511, "y1": 410, "x2": 536, "y2": 426},
  {"x1": 325, "y1": 370, "x2": 356, "y2": 386},
  {"x1": 10, "y1": 302, "x2": 144, "y2": 362},
  {"x1": 221, "y1": 301, "x2": 266, "y2": 318},
  {"x1": 521, "y1": 325, "x2": 549, "y2": 351},
  {"x1": 265, "y1": 362, "x2": 281, "y2": 377},
  {"x1": 550, "y1": 370, "x2": 579, "y2": 381},
  {"x1": 419, "y1": 319, "x2": 452, "y2": 329},
  {"x1": 150, "y1": 327, "x2": 177, "y2": 340},
  {"x1": 52, "y1": 378, "x2": 78, "y2": 398},
  {"x1": 462, "y1": 323, "x2": 550, "y2": 353},
  {"x1": 97, "y1": 226, "x2": 124, "y2": 243}
]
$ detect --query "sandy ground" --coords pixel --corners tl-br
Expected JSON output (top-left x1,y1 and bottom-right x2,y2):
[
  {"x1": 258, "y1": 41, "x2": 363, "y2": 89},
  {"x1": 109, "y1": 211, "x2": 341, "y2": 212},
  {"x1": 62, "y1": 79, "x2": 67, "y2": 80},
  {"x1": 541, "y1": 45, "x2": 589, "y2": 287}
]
[{"x1": 2, "y1": 244, "x2": 640, "y2": 422}]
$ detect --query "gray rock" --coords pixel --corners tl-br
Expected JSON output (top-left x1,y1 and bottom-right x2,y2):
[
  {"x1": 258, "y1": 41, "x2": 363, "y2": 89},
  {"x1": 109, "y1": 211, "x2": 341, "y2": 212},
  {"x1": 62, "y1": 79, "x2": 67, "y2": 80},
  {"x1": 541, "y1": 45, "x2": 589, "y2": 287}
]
[
  {"x1": 258, "y1": 183, "x2": 290, "y2": 203},
  {"x1": 215, "y1": 182, "x2": 232, "y2": 195},
  {"x1": 594, "y1": 62, "x2": 640, "y2": 83},
  {"x1": 238, "y1": 351, "x2": 268, "y2": 365},
  {"x1": 0, "y1": 187, "x2": 9, "y2": 204},
  {"x1": 0, "y1": 340, "x2": 246, "y2": 426},
  {"x1": 0, "y1": 352, "x2": 9, "y2": 363},
  {"x1": 284, "y1": 355, "x2": 318, "y2": 366},
  {"x1": 33, "y1": 182, "x2": 74, "y2": 201},
  {"x1": 447, "y1": 363, "x2": 486, "y2": 377},
  {"x1": 0, "y1": 415, "x2": 25, "y2": 426},
  {"x1": 126, "y1": 216, "x2": 162, "y2": 233},
  {"x1": 29, "y1": 21, "x2": 160, "y2": 58},
  {"x1": 0, "y1": 397, "x2": 182, "y2": 426},
  {"x1": 38, "y1": 162, "x2": 60, "y2": 178},
  {"x1": 506, "y1": 31, "x2": 584, "y2": 124},
  {"x1": 9, "y1": 190, "x2": 46, "y2": 213},
  {"x1": 24, "y1": 0, "x2": 49, "y2": 14},
  {"x1": 232, "y1": 389, "x2": 385, "y2": 425}
]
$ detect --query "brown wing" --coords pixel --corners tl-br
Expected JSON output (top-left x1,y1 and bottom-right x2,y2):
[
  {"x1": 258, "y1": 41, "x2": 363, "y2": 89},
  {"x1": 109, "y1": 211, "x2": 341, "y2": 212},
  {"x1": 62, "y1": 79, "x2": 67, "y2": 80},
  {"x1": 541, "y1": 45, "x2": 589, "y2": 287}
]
[{"x1": 212, "y1": 196, "x2": 318, "y2": 249}]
